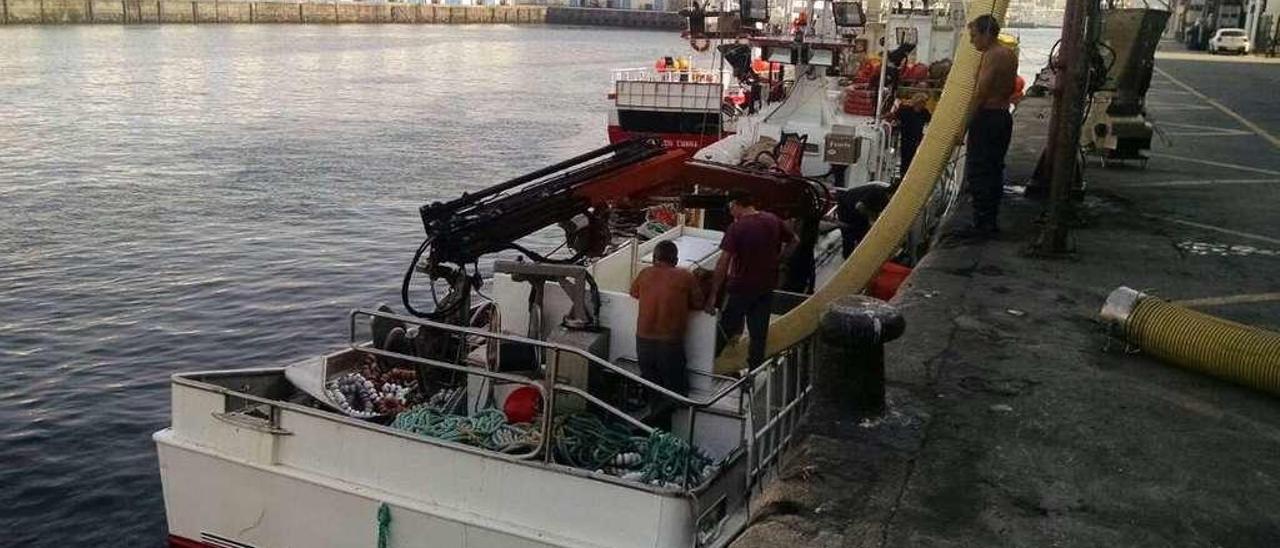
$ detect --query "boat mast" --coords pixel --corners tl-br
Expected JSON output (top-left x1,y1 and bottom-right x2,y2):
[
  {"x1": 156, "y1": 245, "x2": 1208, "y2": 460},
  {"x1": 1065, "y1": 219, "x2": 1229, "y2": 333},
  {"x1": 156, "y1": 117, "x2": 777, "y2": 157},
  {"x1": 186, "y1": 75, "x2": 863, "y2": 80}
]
[{"x1": 874, "y1": 24, "x2": 891, "y2": 123}]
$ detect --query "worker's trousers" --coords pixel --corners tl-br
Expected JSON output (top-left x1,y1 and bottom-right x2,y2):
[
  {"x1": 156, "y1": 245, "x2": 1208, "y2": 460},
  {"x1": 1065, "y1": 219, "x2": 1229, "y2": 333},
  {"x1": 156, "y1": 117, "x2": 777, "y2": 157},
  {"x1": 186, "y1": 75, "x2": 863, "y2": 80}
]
[
  {"x1": 636, "y1": 337, "x2": 688, "y2": 396},
  {"x1": 636, "y1": 337, "x2": 687, "y2": 429},
  {"x1": 716, "y1": 291, "x2": 773, "y2": 368},
  {"x1": 966, "y1": 108, "x2": 1013, "y2": 231},
  {"x1": 900, "y1": 135, "x2": 921, "y2": 177}
]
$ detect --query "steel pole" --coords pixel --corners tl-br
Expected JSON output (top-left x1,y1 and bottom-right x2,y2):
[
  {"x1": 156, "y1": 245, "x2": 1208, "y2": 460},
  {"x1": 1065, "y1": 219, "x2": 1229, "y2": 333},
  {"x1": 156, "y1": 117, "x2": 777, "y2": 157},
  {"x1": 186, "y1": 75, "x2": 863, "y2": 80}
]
[{"x1": 1035, "y1": 0, "x2": 1092, "y2": 253}]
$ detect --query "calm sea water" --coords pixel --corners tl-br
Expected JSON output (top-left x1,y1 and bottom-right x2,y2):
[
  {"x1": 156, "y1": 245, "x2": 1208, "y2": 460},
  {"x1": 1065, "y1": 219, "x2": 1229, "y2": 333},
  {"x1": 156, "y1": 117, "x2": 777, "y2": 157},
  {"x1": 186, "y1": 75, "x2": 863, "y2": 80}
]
[{"x1": 0, "y1": 24, "x2": 1058, "y2": 546}]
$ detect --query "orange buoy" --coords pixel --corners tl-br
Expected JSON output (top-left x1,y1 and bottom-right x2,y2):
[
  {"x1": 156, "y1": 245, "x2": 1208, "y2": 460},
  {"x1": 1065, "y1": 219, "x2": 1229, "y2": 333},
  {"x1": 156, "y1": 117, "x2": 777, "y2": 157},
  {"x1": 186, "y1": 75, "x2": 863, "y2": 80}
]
[
  {"x1": 1011, "y1": 74, "x2": 1026, "y2": 104},
  {"x1": 503, "y1": 386, "x2": 541, "y2": 424},
  {"x1": 792, "y1": 10, "x2": 808, "y2": 31}
]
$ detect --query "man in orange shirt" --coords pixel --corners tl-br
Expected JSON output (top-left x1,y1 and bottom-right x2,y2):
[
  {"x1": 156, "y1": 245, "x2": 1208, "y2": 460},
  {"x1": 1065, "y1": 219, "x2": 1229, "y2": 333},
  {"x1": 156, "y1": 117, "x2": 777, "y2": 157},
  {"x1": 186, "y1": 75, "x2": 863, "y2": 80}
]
[
  {"x1": 630, "y1": 240, "x2": 704, "y2": 424},
  {"x1": 965, "y1": 14, "x2": 1018, "y2": 235}
]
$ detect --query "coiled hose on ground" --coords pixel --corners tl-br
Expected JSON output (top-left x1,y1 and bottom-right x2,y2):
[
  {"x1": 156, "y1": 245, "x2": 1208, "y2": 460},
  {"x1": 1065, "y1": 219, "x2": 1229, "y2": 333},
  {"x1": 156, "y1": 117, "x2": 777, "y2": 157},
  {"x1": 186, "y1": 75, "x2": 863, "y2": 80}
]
[
  {"x1": 715, "y1": 0, "x2": 1013, "y2": 373},
  {"x1": 1100, "y1": 286, "x2": 1280, "y2": 395}
]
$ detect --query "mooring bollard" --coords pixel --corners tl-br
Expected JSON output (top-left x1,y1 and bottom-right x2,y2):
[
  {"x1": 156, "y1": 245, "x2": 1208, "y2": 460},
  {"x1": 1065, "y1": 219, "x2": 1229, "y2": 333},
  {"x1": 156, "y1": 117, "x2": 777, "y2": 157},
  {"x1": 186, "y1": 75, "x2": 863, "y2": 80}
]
[{"x1": 817, "y1": 295, "x2": 906, "y2": 418}]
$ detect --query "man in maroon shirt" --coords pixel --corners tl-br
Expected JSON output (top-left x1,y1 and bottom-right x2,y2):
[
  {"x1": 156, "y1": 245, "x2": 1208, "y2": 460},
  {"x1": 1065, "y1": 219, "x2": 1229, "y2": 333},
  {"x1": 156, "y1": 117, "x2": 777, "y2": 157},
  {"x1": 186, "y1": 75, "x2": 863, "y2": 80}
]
[{"x1": 707, "y1": 193, "x2": 796, "y2": 368}]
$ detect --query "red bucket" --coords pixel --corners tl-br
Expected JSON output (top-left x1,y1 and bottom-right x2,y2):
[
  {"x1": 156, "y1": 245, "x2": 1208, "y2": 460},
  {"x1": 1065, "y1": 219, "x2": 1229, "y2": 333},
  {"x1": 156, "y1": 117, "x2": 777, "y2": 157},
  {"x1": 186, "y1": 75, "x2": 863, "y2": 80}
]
[{"x1": 867, "y1": 261, "x2": 911, "y2": 301}]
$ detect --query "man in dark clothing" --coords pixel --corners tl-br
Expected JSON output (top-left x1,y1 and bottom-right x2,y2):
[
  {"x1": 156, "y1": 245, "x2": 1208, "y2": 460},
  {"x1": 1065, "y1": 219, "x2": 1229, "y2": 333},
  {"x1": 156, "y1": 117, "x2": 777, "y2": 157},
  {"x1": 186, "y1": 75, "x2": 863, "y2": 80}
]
[
  {"x1": 780, "y1": 217, "x2": 818, "y2": 294},
  {"x1": 884, "y1": 42, "x2": 916, "y2": 90},
  {"x1": 835, "y1": 183, "x2": 891, "y2": 258},
  {"x1": 631, "y1": 240, "x2": 704, "y2": 427},
  {"x1": 894, "y1": 93, "x2": 932, "y2": 176},
  {"x1": 708, "y1": 194, "x2": 796, "y2": 368},
  {"x1": 965, "y1": 14, "x2": 1017, "y2": 235}
]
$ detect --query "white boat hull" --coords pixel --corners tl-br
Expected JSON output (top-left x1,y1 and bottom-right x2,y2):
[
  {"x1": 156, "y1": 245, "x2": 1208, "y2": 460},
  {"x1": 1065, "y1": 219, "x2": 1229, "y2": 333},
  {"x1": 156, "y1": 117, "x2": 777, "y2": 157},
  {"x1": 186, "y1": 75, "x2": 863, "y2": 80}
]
[
  {"x1": 159, "y1": 432, "x2": 605, "y2": 548},
  {"x1": 156, "y1": 367, "x2": 751, "y2": 548}
]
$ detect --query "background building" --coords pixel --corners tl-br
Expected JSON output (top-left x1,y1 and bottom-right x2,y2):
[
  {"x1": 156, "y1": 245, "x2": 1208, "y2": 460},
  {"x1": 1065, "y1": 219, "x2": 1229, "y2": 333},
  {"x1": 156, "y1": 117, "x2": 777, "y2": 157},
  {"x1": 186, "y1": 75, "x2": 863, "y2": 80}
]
[{"x1": 1244, "y1": 0, "x2": 1278, "y2": 49}]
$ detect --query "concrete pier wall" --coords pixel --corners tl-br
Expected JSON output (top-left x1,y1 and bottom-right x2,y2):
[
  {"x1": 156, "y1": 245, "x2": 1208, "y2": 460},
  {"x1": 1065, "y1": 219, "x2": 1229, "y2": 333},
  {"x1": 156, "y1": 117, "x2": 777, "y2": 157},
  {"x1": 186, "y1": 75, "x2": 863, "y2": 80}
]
[
  {"x1": 136, "y1": 0, "x2": 158, "y2": 23},
  {"x1": 546, "y1": 5, "x2": 682, "y2": 29},
  {"x1": 5, "y1": 0, "x2": 41, "y2": 23},
  {"x1": 0, "y1": 0, "x2": 561, "y2": 25},
  {"x1": 299, "y1": 2, "x2": 334, "y2": 23},
  {"x1": 0, "y1": 2, "x2": 673, "y2": 27},
  {"x1": 43, "y1": 0, "x2": 89, "y2": 23},
  {"x1": 251, "y1": 2, "x2": 300, "y2": 23},
  {"x1": 216, "y1": 2, "x2": 250, "y2": 23},
  {"x1": 160, "y1": 0, "x2": 193, "y2": 23},
  {"x1": 192, "y1": 0, "x2": 215, "y2": 21},
  {"x1": 90, "y1": 0, "x2": 123, "y2": 22}
]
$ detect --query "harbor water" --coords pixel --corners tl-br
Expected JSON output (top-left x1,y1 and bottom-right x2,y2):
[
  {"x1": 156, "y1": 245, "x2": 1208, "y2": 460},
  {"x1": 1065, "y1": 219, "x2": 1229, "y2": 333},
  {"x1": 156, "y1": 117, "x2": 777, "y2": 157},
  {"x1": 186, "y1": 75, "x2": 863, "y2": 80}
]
[{"x1": 0, "y1": 24, "x2": 1058, "y2": 546}]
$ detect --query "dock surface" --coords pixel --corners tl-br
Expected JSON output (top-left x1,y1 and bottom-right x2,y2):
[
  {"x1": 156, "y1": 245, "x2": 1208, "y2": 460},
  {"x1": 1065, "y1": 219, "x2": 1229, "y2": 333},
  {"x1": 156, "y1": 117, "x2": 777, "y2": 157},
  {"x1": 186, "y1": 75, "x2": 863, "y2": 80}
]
[{"x1": 732, "y1": 50, "x2": 1280, "y2": 547}]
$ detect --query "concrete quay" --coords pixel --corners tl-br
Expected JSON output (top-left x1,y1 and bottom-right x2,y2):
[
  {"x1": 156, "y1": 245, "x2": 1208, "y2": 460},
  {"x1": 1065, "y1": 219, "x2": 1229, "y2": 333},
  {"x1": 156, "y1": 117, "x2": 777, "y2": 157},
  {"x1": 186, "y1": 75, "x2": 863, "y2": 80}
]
[
  {"x1": 0, "y1": 1, "x2": 681, "y2": 26},
  {"x1": 0, "y1": 0, "x2": 549, "y2": 24},
  {"x1": 732, "y1": 55, "x2": 1280, "y2": 547}
]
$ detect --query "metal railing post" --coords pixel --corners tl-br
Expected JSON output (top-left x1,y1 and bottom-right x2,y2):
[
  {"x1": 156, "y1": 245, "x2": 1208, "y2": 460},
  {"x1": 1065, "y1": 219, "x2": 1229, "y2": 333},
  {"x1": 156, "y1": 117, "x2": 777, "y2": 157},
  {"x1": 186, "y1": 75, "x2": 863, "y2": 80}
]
[
  {"x1": 743, "y1": 377, "x2": 756, "y2": 488},
  {"x1": 683, "y1": 409, "x2": 696, "y2": 488},
  {"x1": 781, "y1": 349, "x2": 791, "y2": 446},
  {"x1": 762, "y1": 359, "x2": 774, "y2": 468},
  {"x1": 542, "y1": 347, "x2": 560, "y2": 463}
]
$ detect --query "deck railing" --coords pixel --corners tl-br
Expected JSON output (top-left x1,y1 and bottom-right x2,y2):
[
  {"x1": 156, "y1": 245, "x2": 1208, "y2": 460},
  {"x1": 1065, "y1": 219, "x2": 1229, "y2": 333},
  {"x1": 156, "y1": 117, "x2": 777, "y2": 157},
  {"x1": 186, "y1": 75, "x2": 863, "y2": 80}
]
[
  {"x1": 347, "y1": 308, "x2": 768, "y2": 488},
  {"x1": 742, "y1": 336, "x2": 816, "y2": 491},
  {"x1": 611, "y1": 66, "x2": 727, "y2": 85}
]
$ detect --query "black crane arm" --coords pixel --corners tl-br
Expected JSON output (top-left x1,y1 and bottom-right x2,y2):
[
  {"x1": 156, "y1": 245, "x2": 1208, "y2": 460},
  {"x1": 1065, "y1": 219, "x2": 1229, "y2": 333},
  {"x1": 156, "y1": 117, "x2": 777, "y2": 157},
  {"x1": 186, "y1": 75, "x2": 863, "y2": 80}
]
[{"x1": 417, "y1": 139, "x2": 670, "y2": 268}]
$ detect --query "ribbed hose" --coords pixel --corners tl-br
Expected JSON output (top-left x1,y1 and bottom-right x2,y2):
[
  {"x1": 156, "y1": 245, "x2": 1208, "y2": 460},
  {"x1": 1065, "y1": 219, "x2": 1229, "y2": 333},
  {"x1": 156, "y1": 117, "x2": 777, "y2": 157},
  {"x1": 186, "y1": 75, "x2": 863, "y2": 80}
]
[
  {"x1": 715, "y1": 0, "x2": 1012, "y2": 373},
  {"x1": 1101, "y1": 286, "x2": 1280, "y2": 395}
]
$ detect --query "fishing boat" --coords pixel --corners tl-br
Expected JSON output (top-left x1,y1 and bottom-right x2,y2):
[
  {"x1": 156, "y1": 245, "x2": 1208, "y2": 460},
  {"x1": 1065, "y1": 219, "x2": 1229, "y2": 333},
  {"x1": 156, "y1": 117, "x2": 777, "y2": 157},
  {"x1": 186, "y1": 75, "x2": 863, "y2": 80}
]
[
  {"x1": 155, "y1": 2, "x2": 971, "y2": 547},
  {"x1": 606, "y1": 57, "x2": 743, "y2": 152}
]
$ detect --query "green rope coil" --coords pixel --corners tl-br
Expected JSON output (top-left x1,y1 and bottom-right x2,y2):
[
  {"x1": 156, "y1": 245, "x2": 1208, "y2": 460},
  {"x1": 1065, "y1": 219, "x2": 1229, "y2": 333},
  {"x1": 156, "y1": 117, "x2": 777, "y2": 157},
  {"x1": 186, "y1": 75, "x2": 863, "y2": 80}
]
[
  {"x1": 552, "y1": 413, "x2": 714, "y2": 486},
  {"x1": 390, "y1": 406, "x2": 540, "y2": 453},
  {"x1": 639, "y1": 430, "x2": 710, "y2": 485},
  {"x1": 553, "y1": 413, "x2": 639, "y2": 471},
  {"x1": 391, "y1": 408, "x2": 714, "y2": 485}
]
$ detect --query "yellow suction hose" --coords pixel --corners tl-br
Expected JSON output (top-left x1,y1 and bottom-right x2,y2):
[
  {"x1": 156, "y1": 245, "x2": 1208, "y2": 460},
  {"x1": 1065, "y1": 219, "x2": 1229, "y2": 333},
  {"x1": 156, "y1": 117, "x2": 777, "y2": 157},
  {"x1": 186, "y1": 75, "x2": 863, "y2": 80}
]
[
  {"x1": 714, "y1": 0, "x2": 1011, "y2": 373},
  {"x1": 1100, "y1": 287, "x2": 1280, "y2": 395}
]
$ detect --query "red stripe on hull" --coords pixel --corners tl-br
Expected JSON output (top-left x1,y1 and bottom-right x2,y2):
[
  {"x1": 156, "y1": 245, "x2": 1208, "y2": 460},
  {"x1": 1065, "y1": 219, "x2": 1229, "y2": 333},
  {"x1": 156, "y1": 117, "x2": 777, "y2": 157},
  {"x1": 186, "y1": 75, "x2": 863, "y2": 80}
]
[
  {"x1": 168, "y1": 535, "x2": 211, "y2": 548},
  {"x1": 607, "y1": 126, "x2": 729, "y2": 152}
]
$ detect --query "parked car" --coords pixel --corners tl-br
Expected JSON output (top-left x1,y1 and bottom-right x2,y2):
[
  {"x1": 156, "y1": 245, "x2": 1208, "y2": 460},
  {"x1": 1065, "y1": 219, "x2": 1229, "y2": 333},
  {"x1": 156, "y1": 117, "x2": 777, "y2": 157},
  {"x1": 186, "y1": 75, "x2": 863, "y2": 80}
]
[{"x1": 1209, "y1": 28, "x2": 1251, "y2": 54}]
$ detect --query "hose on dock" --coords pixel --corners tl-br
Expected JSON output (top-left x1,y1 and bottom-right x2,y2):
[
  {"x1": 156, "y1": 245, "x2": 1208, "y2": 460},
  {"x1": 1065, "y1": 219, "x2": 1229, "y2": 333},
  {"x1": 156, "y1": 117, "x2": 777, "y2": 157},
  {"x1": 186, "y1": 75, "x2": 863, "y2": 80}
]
[
  {"x1": 715, "y1": 0, "x2": 1013, "y2": 373},
  {"x1": 1100, "y1": 286, "x2": 1280, "y2": 395}
]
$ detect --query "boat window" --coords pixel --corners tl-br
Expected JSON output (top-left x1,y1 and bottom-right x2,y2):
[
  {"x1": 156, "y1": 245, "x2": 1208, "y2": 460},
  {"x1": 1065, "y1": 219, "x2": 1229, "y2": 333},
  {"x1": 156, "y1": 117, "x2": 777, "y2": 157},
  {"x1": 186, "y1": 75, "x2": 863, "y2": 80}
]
[
  {"x1": 764, "y1": 46, "x2": 793, "y2": 64},
  {"x1": 616, "y1": 110, "x2": 722, "y2": 135},
  {"x1": 895, "y1": 27, "x2": 919, "y2": 46},
  {"x1": 807, "y1": 48, "x2": 835, "y2": 66},
  {"x1": 832, "y1": 1, "x2": 866, "y2": 27}
]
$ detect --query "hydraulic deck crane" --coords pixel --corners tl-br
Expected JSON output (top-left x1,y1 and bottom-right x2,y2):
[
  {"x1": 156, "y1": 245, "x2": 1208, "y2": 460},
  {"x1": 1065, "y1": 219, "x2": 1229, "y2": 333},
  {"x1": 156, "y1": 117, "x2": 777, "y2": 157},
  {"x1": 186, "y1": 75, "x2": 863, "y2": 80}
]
[{"x1": 405, "y1": 138, "x2": 828, "y2": 324}]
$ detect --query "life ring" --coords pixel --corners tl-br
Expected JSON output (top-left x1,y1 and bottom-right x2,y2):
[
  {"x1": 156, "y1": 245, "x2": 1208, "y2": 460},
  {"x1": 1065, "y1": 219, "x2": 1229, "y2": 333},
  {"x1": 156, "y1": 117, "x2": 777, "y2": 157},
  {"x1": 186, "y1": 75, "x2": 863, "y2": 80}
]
[{"x1": 690, "y1": 38, "x2": 712, "y2": 52}]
